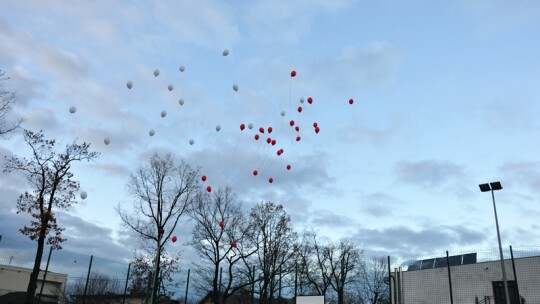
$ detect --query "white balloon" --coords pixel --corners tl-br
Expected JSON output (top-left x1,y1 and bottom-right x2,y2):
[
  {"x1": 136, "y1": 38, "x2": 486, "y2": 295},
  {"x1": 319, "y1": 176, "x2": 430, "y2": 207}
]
[
  {"x1": 126, "y1": 81, "x2": 133, "y2": 89},
  {"x1": 161, "y1": 110, "x2": 167, "y2": 118},
  {"x1": 154, "y1": 69, "x2": 160, "y2": 77},
  {"x1": 280, "y1": 111, "x2": 286, "y2": 117},
  {"x1": 189, "y1": 139, "x2": 194, "y2": 145},
  {"x1": 299, "y1": 97, "x2": 305, "y2": 104},
  {"x1": 168, "y1": 84, "x2": 174, "y2": 91},
  {"x1": 149, "y1": 129, "x2": 155, "y2": 136},
  {"x1": 216, "y1": 125, "x2": 221, "y2": 132},
  {"x1": 232, "y1": 84, "x2": 238, "y2": 92},
  {"x1": 247, "y1": 123, "x2": 253, "y2": 130},
  {"x1": 80, "y1": 191, "x2": 87, "y2": 200},
  {"x1": 104, "y1": 137, "x2": 110, "y2": 145},
  {"x1": 179, "y1": 98, "x2": 184, "y2": 106},
  {"x1": 223, "y1": 49, "x2": 230, "y2": 56},
  {"x1": 69, "y1": 106, "x2": 77, "y2": 114},
  {"x1": 179, "y1": 65, "x2": 185, "y2": 72}
]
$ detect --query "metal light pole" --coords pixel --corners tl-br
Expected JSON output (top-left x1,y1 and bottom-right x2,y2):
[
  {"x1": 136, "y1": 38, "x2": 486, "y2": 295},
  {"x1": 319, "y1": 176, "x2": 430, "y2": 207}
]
[{"x1": 479, "y1": 181, "x2": 510, "y2": 304}]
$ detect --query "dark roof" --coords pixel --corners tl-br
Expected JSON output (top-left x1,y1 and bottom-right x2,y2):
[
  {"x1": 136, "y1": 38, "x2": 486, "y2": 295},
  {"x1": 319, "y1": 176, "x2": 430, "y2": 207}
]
[{"x1": 0, "y1": 292, "x2": 56, "y2": 304}]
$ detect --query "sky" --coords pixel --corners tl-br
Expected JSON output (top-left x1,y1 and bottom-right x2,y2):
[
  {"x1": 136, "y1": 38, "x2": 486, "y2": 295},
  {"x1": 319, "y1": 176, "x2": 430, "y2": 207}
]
[{"x1": 1, "y1": 0, "x2": 540, "y2": 269}]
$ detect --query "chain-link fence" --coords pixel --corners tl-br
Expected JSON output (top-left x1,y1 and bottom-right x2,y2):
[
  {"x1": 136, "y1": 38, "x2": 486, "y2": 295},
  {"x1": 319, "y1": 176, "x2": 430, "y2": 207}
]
[{"x1": 388, "y1": 246, "x2": 540, "y2": 304}]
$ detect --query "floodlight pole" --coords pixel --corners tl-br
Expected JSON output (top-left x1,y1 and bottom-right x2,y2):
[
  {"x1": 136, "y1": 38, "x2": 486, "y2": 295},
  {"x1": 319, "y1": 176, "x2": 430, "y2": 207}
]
[{"x1": 480, "y1": 182, "x2": 510, "y2": 304}]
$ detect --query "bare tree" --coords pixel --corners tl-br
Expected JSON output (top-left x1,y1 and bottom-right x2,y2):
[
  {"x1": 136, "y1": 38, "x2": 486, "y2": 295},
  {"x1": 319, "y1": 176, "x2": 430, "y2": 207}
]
[
  {"x1": 189, "y1": 187, "x2": 257, "y2": 304},
  {"x1": 326, "y1": 240, "x2": 363, "y2": 304},
  {"x1": 3, "y1": 129, "x2": 100, "y2": 304},
  {"x1": 249, "y1": 202, "x2": 297, "y2": 304},
  {"x1": 297, "y1": 231, "x2": 332, "y2": 298},
  {"x1": 116, "y1": 153, "x2": 199, "y2": 303},
  {"x1": 357, "y1": 257, "x2": 390, "y2": 304},
  {"x1": 65, "y1": 272, "x2": 122, "y2": 303},
  {"x1": 0, "y1": 69, "x2": 22, "y2": 136}
]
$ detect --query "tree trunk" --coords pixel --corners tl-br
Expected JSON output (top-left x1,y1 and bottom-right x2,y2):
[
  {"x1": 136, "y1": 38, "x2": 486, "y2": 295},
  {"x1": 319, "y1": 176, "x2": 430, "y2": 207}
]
[
  {"x1": 337, "y1": 288, "x2": 344, "y2": 304},
  {"x1": 26, "y1": 232, "x2": 46, "y2": 304}
]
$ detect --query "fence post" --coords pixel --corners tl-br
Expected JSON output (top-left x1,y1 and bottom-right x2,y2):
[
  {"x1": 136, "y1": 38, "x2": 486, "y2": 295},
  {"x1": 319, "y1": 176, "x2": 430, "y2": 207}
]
[
  {"x1": 510, "y1": 246, "x2": 521, "y2": 303},
  {"x1": 387, "y1": 256, "x2": 392, "y2": 304},
  {"x1": 82, "y1": 255, "x2": 93, "y2": 304},
  {"x1": 37, "y1": 247, "x2": 53, "y2": 304},
  {"x1": 294, "y1": 261, "x2": 298, "y2": 301},
  {"x1": 122, "y1": 263, "x2": 131, "y2": 304},
  {"x1": 278, "y1": 265, "x2": 282, "y2": 303},
  {"x1": 218, "y1": 267, "x2": 223, "y2": 304},
  {"x1": 184, "y1": 269, "x2": 190, "y2": 304},
  {"x1": 251, "y1": 266, "x2": 255, "y2": 304},
  {"x1": 446, "y1": 251, "x2": 454, "y2": 304}
]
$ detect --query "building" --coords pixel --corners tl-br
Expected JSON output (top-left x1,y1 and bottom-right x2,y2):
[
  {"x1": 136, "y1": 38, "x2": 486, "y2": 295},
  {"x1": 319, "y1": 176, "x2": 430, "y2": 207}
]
[
  {"x1": 390, "y1": 253, "x2": 540, "y2": 304},
  {"x1": 0, "y1": 264, "x2": 67, "y2": 303}
]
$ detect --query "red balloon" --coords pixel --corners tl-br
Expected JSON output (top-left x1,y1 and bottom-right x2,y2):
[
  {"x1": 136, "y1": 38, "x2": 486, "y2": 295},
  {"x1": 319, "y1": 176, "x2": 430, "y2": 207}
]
[
  {"x1": 298, "y1": 106, "x2": 302, "y2": 113},
  {"x1": 307, "y1": 97, "x2": 313, "y2": 104},
  {"x1": 296, "y1": 136, "x2": 301, "y2": 142},
  {"x1": 268, "y1": 178, "x2": 273, "y2": 183},
  {"x1": 259, "y1": 127, "x2": 265, "y2": 133},
  {"x1": 232, "y1": 241, "x2": 237, "y2": 248},
  {"x1": 268, "y1": 127, "x2": 273, "y2": 133},
  {"x1": 255, "y1": 134, "x2": 260, "y2": 140},
  {"x1": 240, "y1": 124, "x2": 245, "y2": 131},
  {"x1": 172, "y1": 236, "x2": 177, "y2": 243},
  {"x1": 253, "y1": 170, "x2": 258, "y2": 176},
  {"x1": 313, "y1": 122, "x2": 318, "y2": 128},
  {"x1": 315, "y1": 127, "x2": 320, "y2": 134},
  {"x1": 206, "y1": 186, "x2": 212, "y2": 192},
  {"x1": 201, "y1": 175, "x2": 207, "y2": 182},
  {"x1": 267, "y1": 137, "x2": 272, "y2": 144},
  {"x1": 291, "y1": 70, "x2": 297, "y2": 77},
  {"x1": 271, "y1": 139, "x2": 276, "y2": 146},
  {"x1": 290, "y1": 120, "x2": 295, "y2": 126},
  {"x1": 349, "y1": 98, "x2": 354, "y2": 105},
  {"x1": 286, "y1": 164, "x2": 291, "y2": 170},
  {"x1": 295, "y1": 126, "x2": 300, "y2": 132},
  {"x1": 219, "y1": 221, "x2": 225, "y2": 228}
]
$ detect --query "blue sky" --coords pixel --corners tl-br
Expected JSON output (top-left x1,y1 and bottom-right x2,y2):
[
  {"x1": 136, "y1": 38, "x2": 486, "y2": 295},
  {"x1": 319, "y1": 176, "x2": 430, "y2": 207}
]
[{"x1": 1, "y1": 0, "x2": 540, "y2": 265}]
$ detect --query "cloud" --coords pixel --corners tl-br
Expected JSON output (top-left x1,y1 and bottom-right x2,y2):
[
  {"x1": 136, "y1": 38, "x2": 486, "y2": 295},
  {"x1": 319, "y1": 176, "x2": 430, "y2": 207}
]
[
  {"x1": 500, "y1": 161, "x2": 540, "y2": 192},
  {"x1": 395, "y1": 159, "x2": 464, "y2": 188}
]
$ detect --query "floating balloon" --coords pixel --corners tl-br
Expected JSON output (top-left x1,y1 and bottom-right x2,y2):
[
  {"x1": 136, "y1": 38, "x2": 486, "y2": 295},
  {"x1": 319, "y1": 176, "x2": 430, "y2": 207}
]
[
  {"x1": 240, "y1": 124, "x2": 246, "y2": 131},
  {"x1": 259, "y1": 127, "x2": 265, "y2": 133},
  {"x1": 161, "y1": 111, "x2": 167, "y2": 118},
  {"x1": 295, "y1": 126, "x2": 300, "y2": 132},
  {"x1": 299, "y1": 97, "x2": 305, "y2": 104},
  {"x1": 291, "y1": 70, "x2": 297, "y2": 77},
  {"x1": 149, "y1": 129, "x2": 155, "y2": 136},
  {"x1": 315, "y1": 127, "x2": 320, "y2": 134},
  {"x1": 313, "y1": 122, "x2": 318, "y2": 128},
  {"x1": 254, "y1": 134, "x2": 260, "y2": 140},
  {"x1": 104, "y1": 137, "x2": 110, "y2": 145},
  {"x1": 219, "y1": 221, "x2": 225, "y2": 228},
  {"x1": 168, "y1": 84, "x2": 174, "y2": 91},
  {"x1": 179, "y1": 65, "x2": 185, "y2": 72},
  {"x1": 69, "y1": 106, "x2": 77, "y2": 114},
  {"x1": 271, "y1": 139, "x2": 276, "y2": 146},
  {"x1": 189, "y1": 139, "x2": 195, "y2": 145},
  {"x1": 349, "y1": 98, "x2": 354, "y2": 105},
  {"x1": 289, "y1": 120, "x2": 295, "y2": 127},
  {"x1": 232, "y1": 84, "x2": 238, "y2": 92},
  {"x1": 298, "y1": 106, "x2": 302, "y2": 113},
  {"x1": 216, "y1": 125, "x2": 221, "y2": 132},
  {"x1": 126, "y1": 81, "x2": 133, "y2": 89},
  {"x1": 231, "y1": 241, "x2": 237, "y2": 248},
  {"x1": 154, "y1": 69, "x2": 160, "y2": 77},
  {"x1": 179, "y1": 98, "x2": 185, "y2": 106},
  {"x1": 80, "y1": 192, "x2": 87, "y2": 200},
  {"x1": 253, "y1": 170, "x2": 258, "y2": 176},
  {"x1": 248, "y1": 123, "x2": 253, "y2": 130},
  {"x1": 296, "y1": 136, "x2": 301, "y2": 142},
  {"x1": 202, "y1": 175, "x2": 207, "y2": 182},
  {"x1": 307, "y1": 97, "x2": 313, "y2": 104},
  {"x1": 268, "y1": 127, "x2": 273, "y2": 133},
  {"x1": 268, "y1": 178, "x2": 273, "y2": 184},
  {"x1": 280, "y1": 111, "x2": 286, "y2": 117},
  {"x1": 286, "y1": 164, "x2": 291, "y2": 170},
  {"x1": 207, "y1": 186, "x2": 212, "y2": 192},
  {"x1": 266, "y1": 138, "x2": 272, "y2": 144},
  {"x1": 223, "y1": 49, "x2": 230, "y2": 56},
  {"x1": 172, "y1": 236, "x2": 177, "y2": 243}
]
